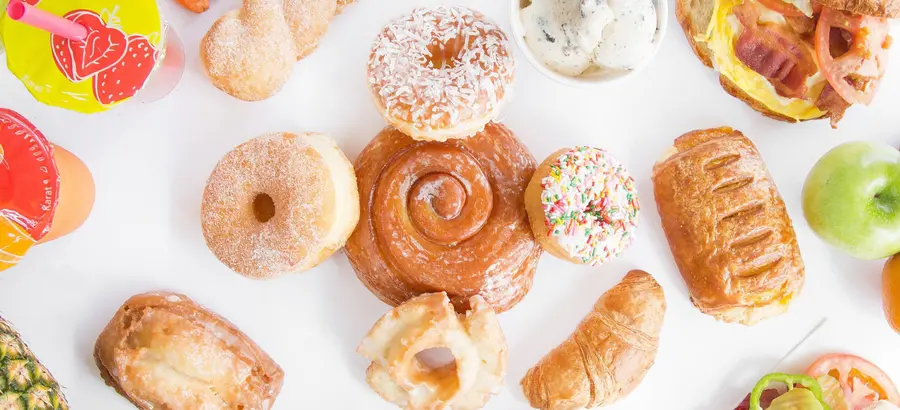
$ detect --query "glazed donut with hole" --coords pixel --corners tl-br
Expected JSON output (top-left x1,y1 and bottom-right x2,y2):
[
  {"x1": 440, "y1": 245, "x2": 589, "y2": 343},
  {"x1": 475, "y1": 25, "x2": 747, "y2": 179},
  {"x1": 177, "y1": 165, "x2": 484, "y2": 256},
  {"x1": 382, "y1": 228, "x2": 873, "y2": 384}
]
[
  {"x1": 367, "y1": 5, "x2": 516, "y2": 142},
  {"x1": 201, "y1": 132, "x2": 359, "y2": 279}
]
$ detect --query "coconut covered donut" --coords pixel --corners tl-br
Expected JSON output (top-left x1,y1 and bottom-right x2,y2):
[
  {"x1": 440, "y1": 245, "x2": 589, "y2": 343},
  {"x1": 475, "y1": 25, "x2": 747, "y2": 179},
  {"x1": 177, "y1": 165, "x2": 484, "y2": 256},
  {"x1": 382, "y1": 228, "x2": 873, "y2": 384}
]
[
  {"x1": 201, "y1": 132, "x2": 359, "y2": 279},
  {"x1": 367, "y1": 5, "x2": 515, "y2": 142},
  {"x1": 525, "y1": 147, "x2": 640, "y2": 265}
]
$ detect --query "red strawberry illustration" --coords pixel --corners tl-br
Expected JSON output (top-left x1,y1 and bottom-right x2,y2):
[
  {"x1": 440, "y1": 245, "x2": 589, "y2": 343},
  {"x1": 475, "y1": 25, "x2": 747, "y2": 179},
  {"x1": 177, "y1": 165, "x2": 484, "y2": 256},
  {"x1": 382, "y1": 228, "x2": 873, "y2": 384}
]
[
  {"x1": 92, "y1": 35, "x2": 158, "y2": 105},
  {"x1": 51, "y1": 9, "x2": 128, "y2": 82}
]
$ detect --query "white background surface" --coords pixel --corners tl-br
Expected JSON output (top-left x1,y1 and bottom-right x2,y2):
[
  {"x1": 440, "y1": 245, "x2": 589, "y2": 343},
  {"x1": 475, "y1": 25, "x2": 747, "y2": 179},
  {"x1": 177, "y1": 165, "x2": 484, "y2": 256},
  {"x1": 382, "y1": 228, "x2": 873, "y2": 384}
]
[{"x1": 1, "y1": 0, "x2": 899, "y2": 409}]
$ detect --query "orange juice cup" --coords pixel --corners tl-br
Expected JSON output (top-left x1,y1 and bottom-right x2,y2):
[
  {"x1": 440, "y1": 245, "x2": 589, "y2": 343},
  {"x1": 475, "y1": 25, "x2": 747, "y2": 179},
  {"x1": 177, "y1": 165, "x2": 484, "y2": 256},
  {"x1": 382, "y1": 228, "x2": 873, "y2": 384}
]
[{"x1": 0, "y1": 108, "x2": 94, "y2": 271}]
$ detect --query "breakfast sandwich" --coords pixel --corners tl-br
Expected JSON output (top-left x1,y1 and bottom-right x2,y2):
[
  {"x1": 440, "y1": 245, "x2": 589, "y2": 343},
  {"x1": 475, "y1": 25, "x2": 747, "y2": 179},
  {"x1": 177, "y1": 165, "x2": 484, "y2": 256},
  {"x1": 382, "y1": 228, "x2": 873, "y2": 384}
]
[{"x1": 677, "y1": 0, "x2": 894, "y2": 126}]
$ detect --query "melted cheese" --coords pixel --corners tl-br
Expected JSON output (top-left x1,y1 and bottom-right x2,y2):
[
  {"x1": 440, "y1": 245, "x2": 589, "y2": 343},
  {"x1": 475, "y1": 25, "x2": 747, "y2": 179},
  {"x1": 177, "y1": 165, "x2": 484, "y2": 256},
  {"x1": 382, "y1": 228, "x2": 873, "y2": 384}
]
[{"x1": 699, "y1": 0, "x2": 827, "y2": 120}]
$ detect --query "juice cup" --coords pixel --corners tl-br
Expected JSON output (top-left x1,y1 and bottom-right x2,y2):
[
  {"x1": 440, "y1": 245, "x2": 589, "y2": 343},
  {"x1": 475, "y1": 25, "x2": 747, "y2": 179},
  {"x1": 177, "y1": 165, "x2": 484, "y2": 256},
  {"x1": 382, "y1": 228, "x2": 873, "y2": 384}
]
[{"x1": 0, "y1": 108, "x2": 94, "y2": 271}]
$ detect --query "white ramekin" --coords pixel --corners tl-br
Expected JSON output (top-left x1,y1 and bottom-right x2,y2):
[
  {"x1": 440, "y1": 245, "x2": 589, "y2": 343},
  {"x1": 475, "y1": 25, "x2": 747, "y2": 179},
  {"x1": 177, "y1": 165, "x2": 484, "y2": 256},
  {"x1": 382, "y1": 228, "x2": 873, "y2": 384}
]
[{"x1": 509, "y1": 0, "x2": 668, "y2": 87}]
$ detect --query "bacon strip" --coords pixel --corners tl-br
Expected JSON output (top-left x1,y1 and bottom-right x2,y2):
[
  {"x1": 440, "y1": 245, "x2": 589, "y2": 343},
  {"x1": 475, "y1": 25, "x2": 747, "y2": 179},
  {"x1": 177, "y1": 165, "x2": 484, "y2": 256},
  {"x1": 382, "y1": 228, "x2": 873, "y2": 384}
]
[
  {"x1": 815, "y1": 83, "x2": 851, "y2": 128},
  {"x1": 785, "y1": 15, "x2": 815, "y2": 37},
  {"x1": 733, "y1": 3, "x2": 817, "y2": 100}
]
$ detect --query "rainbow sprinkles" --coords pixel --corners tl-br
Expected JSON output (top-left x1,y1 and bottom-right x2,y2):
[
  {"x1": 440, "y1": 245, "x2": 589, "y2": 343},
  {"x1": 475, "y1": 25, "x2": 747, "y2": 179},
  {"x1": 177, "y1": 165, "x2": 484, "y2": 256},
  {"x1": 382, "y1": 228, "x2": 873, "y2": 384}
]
[{"x1": 540, "y1": 146, "x2": 640, "y2": 265}]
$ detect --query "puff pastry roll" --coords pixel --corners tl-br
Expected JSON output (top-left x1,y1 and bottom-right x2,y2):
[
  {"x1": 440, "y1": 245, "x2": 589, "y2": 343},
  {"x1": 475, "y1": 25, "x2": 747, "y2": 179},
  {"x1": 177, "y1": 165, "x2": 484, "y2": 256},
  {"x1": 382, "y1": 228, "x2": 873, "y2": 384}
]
[
  {"x1": 651, "y1": 127, "x2": 804, "y2": 325},
  {"x1": 94, "y1": 291, "x2": 284, "y2": 409}
]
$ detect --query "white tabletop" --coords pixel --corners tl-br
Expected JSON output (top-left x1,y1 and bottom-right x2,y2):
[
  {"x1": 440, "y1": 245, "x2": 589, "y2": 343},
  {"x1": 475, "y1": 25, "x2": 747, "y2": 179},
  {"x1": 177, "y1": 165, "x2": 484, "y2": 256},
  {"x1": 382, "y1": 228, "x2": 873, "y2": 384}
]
[{"x1": 1, "y1": 0, "x2": 899, "y2": 409}]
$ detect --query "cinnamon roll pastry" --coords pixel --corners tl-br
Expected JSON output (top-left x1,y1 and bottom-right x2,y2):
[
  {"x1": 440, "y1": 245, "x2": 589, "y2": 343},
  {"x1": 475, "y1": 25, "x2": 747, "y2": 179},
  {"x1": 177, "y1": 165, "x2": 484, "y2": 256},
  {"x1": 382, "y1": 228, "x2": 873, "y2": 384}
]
[
  {"x1": 652, "y1": 127, "x2": 804, "y2": 325},
  {"x1": 94, "y1": 292, "x2": 284, "y2": 409},
  {"x1": 345, "y1": 123, "x2": 541, "y2": 313},
  {"x1": 358, "y1": 292, "x2": 506, "y2": 410}
]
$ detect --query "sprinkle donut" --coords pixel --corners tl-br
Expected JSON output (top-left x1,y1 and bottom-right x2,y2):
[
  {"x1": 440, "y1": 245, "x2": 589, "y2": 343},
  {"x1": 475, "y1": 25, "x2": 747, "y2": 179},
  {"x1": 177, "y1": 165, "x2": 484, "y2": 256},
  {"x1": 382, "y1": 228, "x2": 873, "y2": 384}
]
[
  {"x1": 367, "y1": 6, "x2": 515, "y2": 142},
  {"x1": 201, "y1": 132, "x2": 360, "y2": 279},
  {"x1": 525, "y1": 147, "x2": 640, "y2": 265}
]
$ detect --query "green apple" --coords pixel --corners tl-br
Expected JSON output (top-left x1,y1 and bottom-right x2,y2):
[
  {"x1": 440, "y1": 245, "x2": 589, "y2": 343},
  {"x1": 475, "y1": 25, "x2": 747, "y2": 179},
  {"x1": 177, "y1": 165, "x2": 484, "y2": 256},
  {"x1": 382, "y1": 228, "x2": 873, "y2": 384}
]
[{"x1": 802, "y1": 141, "x2": 900, "y2": 260}]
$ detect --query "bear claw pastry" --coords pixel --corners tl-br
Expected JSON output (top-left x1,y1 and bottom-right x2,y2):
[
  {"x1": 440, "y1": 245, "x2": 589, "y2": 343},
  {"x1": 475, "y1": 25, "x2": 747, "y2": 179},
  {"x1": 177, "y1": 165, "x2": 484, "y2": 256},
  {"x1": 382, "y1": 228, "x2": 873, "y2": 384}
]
[
  {"x1": 358, "y1": 292, "x2": 507, "y2": 410},
  {"x1": 201, "y1": 0, "x2": 348, "y2": 101}
]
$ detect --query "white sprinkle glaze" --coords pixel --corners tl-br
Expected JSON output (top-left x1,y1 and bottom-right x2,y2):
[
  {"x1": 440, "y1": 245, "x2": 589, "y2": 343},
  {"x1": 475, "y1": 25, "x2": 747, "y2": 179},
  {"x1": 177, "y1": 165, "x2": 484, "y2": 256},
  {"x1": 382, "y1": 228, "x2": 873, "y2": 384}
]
[{"x1": 367, "y1": 6, "x2": 515, "y2": 136}]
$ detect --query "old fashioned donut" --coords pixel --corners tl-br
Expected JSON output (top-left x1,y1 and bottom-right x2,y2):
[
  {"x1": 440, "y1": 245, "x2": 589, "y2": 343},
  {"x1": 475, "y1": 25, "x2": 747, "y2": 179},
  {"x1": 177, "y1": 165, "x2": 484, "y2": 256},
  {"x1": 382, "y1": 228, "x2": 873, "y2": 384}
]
[
  {"x1": 358, "y1": 293, "x2": 506, "y2": 410},
  {"x1": 201, "y1": 132, "x2": 359, "y2": 279},
  {"x1": 525, "y1": 147, "x2": 640, "y2": 265},
  {"x1": 367, "y1": 6, "x2": 515, "y2": 142},
  {"x1": 345, "y1": 123, "x2": 540, "y2": 313}
]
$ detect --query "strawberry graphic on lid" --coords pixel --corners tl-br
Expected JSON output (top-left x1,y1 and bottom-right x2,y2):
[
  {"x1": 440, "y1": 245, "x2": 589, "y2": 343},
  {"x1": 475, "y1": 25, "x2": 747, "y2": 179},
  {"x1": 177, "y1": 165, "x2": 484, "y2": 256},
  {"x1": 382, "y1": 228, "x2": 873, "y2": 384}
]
[
  {"x1": 93, "y1": 34, "x2": 159, "y2": 105},
  {"x1": 0, "y1": 109, "x2": 61, "y2": 242},
  {"x1": 0, "y1": 0, "x2": 165, "y2": 113},
  {"x1": 51, "y1": 9, "x2": 128, "y2": 83}
]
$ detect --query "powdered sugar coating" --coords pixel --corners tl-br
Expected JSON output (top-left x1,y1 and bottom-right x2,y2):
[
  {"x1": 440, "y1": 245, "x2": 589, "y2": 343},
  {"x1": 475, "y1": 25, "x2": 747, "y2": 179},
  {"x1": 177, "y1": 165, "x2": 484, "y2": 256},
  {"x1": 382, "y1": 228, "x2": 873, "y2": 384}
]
[
  {"x1": 367, "y1": 6, "x2": 515, "y2": 140},
  {"x1": 201, "y1": 0, "x2": 349, "y2": 101},
  {"x1": 201, "y1": 133, "x2": 329, "y2": 279}
]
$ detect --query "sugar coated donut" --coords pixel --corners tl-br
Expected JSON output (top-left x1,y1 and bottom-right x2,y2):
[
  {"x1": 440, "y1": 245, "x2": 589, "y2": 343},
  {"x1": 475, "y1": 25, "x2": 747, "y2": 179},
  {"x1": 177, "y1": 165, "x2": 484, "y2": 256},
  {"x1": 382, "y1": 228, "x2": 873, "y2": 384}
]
[
  {"x1": 367, "y1": 6, "x2": 515, "y2": 142},
  {"x1": 525, "y1": 147, "x2": 640, "y2": 265},
  {"x1": 201, "y1": 0, "x2": 343, "y2": 101},
  {"x1": 201, "y1": 132, "x2": 360, "y2": 279}
]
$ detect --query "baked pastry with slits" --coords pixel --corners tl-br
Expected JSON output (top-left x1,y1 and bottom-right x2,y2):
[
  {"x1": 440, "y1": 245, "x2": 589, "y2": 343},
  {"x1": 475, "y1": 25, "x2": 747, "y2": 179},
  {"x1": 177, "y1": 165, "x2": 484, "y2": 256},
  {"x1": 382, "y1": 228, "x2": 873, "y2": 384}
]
[
  {"x1": 94, "y1": 292, "x2": 284, "y2": 409},
  {"x1": 345, "y1": 123, "x2": 540, "y2": 313},
  {"x1": 652, "y1": 127, "x2": 804, "y2": 325}
]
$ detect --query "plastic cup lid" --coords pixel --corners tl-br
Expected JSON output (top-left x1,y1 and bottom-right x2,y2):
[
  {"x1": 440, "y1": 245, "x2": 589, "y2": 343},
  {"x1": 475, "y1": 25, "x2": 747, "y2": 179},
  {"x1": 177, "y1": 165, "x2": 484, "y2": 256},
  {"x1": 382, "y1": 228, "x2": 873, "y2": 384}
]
[
  {"x1": 0, "y1": 108, "x2": 60, "y2": 245},
  {"x1": 0, "y1": 0, "x2": 164, "y2": 113}
]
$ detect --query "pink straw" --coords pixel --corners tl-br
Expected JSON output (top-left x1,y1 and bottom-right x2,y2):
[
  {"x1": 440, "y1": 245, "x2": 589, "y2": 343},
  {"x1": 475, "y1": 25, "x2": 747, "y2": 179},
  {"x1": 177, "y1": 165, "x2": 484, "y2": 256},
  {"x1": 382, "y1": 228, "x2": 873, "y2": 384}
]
[{"x1": 6, "y1": 0, "x2": 87, "y2": 41}]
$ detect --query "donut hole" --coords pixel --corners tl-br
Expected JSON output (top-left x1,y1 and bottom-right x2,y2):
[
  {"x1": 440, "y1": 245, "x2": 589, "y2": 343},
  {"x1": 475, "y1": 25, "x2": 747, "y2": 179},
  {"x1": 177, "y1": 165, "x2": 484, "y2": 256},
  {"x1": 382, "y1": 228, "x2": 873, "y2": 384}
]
[
  {"x1": 415, "y1": 347, "x2": 456, "y2": 370},
  {"x1": 426, "y1": 40, "x2": 461, "y2": 70},
  {"x1": 253, "y1": 193, "x2": 276, "y2": 223},
  {"x1": 410, "y1": 347, "x2": 459, "y2": 398}
]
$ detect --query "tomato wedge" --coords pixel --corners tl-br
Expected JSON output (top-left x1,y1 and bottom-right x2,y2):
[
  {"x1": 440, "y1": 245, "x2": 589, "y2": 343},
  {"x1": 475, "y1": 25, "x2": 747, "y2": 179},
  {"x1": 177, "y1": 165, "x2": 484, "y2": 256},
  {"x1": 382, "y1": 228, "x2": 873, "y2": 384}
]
[
  {"x1": 805, "y1": 354, "x2": 900, "y2": 410},
  {"x1": 815, "y1": 7, "x2": 891, "y2": 105}
]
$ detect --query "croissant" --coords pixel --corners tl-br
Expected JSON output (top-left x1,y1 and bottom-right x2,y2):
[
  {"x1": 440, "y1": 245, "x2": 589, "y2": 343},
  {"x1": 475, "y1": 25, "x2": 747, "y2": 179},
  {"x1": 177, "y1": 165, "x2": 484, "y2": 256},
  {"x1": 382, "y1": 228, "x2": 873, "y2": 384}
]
[{"x1": 521, "y1": 270, "x2": 666, "y2": 409}]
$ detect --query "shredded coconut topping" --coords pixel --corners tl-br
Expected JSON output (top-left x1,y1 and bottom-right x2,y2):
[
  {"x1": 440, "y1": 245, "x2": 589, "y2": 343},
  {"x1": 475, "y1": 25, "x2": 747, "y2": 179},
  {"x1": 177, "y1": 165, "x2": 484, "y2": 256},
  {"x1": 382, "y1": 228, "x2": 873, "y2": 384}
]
[{"x1": 367, "y1": 6, "x2": 515, "y2": 132}]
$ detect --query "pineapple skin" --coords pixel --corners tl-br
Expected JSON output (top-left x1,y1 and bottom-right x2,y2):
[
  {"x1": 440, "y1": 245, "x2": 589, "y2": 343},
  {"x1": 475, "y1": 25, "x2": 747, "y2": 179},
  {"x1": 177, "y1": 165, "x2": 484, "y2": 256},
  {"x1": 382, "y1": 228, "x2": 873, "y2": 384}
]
[{"x1": 0, "y1": 316, "x2": 69, "y2": 410}]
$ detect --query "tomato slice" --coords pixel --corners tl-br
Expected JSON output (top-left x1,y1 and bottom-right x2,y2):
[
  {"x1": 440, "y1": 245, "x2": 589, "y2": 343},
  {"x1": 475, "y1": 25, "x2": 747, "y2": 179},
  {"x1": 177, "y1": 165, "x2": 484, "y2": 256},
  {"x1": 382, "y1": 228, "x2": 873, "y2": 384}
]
[
  {"x1": 815, "y1": 7, "x2": 891, "y2": 105},
  {"x1": 805, "y1": 354, "x2": 900, "y2": 410},
  {"x1": 755, "y1": 0, "x2": 808, "y2": 17}
]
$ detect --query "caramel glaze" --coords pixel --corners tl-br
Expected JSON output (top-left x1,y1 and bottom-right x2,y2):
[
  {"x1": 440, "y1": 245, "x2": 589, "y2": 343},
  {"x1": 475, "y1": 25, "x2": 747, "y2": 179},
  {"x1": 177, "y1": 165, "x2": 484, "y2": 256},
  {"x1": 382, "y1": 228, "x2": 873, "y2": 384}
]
[{"x1": 346, "y1": 123, "x2": 541, "y2": 313}]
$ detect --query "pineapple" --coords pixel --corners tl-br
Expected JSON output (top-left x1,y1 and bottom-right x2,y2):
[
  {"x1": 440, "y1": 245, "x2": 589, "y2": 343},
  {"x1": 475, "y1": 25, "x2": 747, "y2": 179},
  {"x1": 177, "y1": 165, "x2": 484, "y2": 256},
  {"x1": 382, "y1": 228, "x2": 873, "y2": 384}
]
[{"x1": 0, "y1": 316, "x2": 68, "y2": 410}]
